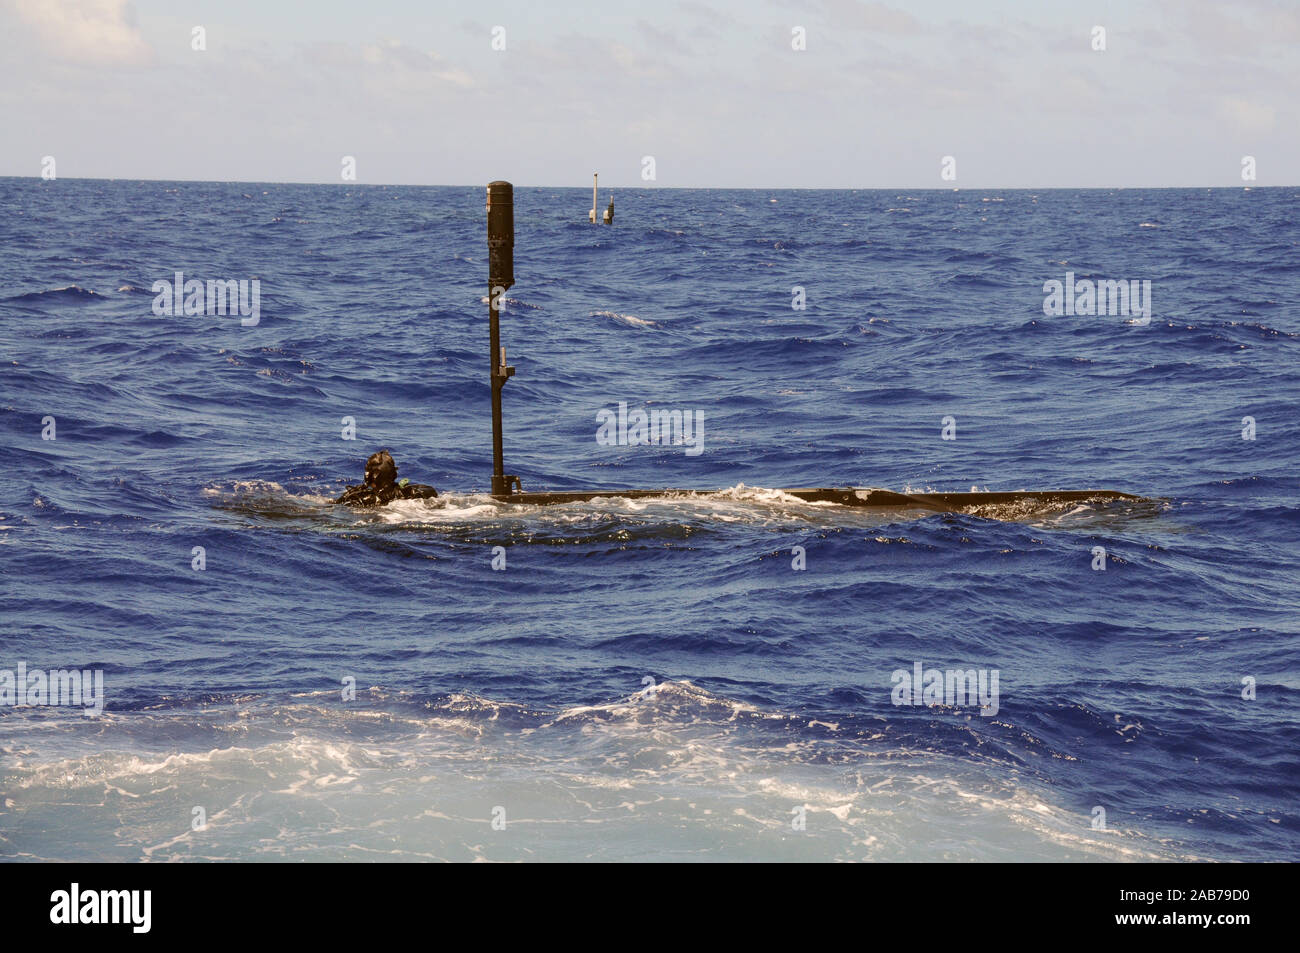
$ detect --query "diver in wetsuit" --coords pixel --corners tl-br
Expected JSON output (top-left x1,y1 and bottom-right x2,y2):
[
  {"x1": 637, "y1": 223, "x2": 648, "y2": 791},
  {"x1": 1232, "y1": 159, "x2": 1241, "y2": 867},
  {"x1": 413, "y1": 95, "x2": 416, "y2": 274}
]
[{"x1": 333, "y1": 450, "x2": 438, "y2": 506}]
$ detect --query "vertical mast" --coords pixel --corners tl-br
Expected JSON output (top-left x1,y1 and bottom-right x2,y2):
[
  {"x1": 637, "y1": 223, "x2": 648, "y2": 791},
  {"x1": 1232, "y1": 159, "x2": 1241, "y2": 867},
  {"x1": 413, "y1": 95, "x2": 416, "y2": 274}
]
[{"x1": 486, "y1": 181, "x2": 517, "y2": 496}]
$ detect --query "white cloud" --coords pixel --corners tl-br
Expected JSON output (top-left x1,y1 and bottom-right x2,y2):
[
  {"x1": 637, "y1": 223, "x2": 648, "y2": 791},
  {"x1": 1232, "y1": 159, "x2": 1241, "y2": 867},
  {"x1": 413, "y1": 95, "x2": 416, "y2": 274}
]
[
  {"x1": 1216, "y1": 96, "x2": 1276, "y2": 134},
  {"x1": 6, "y1": 0, "x2": 152, "y2": 66},
  {"x1": 306, "y1": 39, "x2": 473, "y2": 89}
]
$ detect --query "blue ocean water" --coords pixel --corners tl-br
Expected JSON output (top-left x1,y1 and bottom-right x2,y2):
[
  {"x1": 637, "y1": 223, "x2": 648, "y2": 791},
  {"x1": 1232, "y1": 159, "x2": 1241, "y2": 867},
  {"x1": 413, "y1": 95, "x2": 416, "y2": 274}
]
[{"x1": 1, "y1": 179, "x2": 1297, "y2": 862}]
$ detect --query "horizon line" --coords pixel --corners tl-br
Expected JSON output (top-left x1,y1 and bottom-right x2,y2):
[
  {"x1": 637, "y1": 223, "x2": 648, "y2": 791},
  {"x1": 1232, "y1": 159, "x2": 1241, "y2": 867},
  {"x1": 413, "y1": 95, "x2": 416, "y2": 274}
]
[{"x1": 1, "y1": 175, "x2": 1291, "y2": 191}]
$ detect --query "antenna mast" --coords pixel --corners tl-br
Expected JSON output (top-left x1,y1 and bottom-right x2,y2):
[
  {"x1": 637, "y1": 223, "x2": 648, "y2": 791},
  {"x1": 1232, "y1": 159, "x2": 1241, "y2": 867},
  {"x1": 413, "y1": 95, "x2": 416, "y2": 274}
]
[{"x1": 486, "y1": 181, "x2": 518, "y2": 496}]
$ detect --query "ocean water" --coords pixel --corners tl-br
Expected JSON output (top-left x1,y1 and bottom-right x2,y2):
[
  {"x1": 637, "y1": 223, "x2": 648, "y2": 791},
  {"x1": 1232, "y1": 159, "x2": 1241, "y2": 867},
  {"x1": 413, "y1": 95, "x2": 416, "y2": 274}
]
[{"x1": 1, "y1": 180, "x2": 1297, "y2": 862}]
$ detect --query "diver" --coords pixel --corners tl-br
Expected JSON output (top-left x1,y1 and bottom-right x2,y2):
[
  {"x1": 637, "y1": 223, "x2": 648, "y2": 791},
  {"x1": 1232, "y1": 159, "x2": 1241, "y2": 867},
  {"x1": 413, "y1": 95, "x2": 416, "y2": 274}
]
[{"x1": 333, "y1": 450, "x2": 438, "y2": 506}]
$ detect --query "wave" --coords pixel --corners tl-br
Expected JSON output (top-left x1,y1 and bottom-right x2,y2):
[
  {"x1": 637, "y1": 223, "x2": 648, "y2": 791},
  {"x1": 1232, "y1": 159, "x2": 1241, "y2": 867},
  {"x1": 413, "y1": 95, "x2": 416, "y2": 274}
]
[
  {"x1": 0, "y1": 682, "x2": 1193, "y2": 862},
  {"x1": 590, "y1": 310, "x2": 658, "y2": 328},
  {"x1": 476, "y1": 295, "x2": 543, "y2": 310},
  {"x1": 5, "y1": 285, "x2": 103, "y2": 303}
]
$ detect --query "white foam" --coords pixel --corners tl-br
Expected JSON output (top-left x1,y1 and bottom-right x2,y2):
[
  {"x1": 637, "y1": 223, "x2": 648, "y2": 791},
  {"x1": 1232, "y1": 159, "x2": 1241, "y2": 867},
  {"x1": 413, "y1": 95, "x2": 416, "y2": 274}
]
[
  {"x1": 0, "y1": 685, "x2": 1200, "y2": 862},
  {"x1": 591, "y1": 310, "x2": 658, "y2": 328}
]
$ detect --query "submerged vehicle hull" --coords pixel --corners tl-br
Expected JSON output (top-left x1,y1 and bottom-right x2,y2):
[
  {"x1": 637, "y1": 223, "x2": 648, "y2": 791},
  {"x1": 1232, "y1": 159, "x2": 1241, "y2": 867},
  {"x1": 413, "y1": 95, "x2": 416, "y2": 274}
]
[{"x1": 497, "y1": 487, "x2": 1145, "y2": 513}]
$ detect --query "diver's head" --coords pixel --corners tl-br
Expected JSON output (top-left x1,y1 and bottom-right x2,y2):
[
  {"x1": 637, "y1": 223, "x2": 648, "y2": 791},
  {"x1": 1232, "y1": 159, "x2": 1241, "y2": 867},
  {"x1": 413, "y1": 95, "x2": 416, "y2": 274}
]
[{"x1": 363, "y1": 450, "x2": 398, "y2": 488}]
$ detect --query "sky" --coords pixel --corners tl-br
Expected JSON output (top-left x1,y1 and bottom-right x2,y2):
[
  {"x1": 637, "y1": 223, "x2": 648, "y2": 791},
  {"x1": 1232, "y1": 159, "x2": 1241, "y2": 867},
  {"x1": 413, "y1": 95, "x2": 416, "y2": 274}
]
[{"x1": 0, "y1": 0, "x2": 1296, "y2": 188}]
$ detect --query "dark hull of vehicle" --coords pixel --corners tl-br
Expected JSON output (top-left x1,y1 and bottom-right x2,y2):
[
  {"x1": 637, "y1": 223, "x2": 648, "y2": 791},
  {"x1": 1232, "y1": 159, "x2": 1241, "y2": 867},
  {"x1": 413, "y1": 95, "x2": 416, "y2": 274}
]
[{"x1": 496, "y1": 487, "x2": 1146, "y2": 513}]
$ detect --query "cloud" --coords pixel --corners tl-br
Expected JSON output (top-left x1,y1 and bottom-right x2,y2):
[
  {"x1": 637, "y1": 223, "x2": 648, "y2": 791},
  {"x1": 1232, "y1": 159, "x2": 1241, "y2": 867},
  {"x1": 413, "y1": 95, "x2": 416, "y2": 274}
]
[
  {"x1": 299, "y1": 38, "x2": 474, "y2": 92},
  {"x1": 1216, "y1": 96, "x2": 1276, "y2": 133},
  {"x1": 635, "y1": 19, "x2": 694, "y2": 56},
  {"x1": 816, "y1": 0, "x2": 929, "y2": 36},
  {"x1": 1155, "y1": 0, "x2": 1300, "y2": 57},
  {"x1": 5, "y1": 0, "x2": 153, "y2": 66},
  {"x1": 360, "y1": 39, "x2": 474, "y2": 87}
]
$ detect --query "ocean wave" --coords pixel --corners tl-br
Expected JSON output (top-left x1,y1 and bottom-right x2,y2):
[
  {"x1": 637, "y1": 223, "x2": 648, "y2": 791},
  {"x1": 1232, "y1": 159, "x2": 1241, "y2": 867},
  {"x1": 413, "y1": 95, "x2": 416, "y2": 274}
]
[
  {"x1": 5, "y1": 284, "x2": 103, "y2": 302},
  {"x1": 590, "y1": 310, "x2": 658, "y2": 328},
  {"x1": 0, "y1": 683, "x2": 1193, "y2": 861}
]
